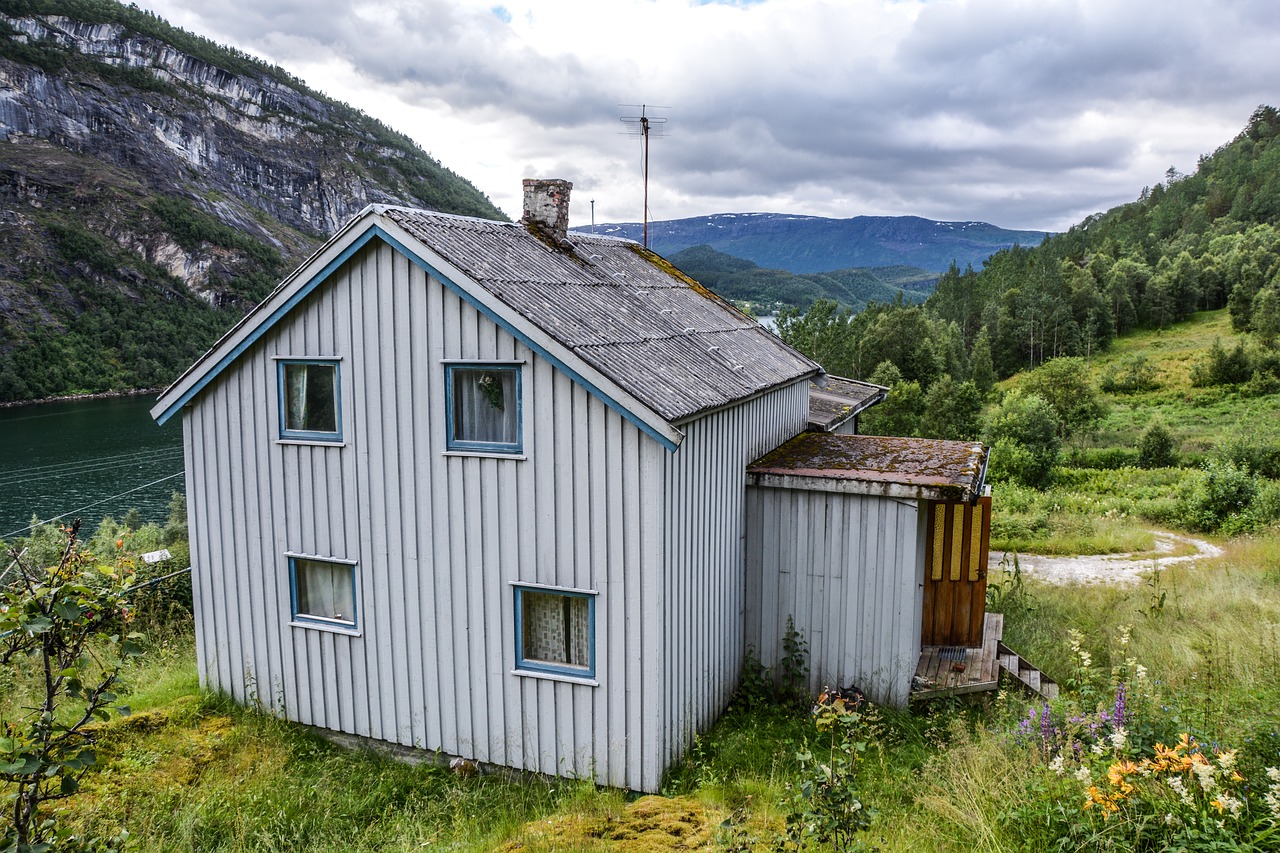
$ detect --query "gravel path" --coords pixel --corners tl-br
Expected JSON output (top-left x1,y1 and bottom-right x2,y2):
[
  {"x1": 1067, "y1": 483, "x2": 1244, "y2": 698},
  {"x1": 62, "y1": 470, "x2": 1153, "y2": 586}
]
[{"x1": 988, "y1": 532, "x2": 1225, "y2": 587}]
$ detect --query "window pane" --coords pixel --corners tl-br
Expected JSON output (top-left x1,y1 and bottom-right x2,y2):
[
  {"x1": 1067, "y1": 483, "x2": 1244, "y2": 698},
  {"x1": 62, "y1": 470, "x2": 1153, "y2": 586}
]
[
  {"x1": 522, "y1": 590, "x2": 589, "y2": 669},
  {"x1": 452, "y1": 367, "x2": 517, "y2": 446},
  {"x1": 284, "y1": 363, "x2": 337, "y2": 434},
  {"x1": 295, "y1": 559, "x2": 354, "y2": 623}
]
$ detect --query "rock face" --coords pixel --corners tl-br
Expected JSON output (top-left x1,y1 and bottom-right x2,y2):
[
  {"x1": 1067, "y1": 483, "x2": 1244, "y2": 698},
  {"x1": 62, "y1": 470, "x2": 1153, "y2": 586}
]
[{"x1": 0, "y1": 1, "x2": 503, "y2": 401}]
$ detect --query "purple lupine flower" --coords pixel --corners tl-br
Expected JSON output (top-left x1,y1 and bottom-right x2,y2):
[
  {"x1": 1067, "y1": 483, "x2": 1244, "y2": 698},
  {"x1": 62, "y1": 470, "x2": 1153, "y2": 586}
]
[
  {"x1": 1112, "y1": 682, "x2": 1128, "y2": 728},
  {"x1": 1040, "y1": 702, "x2": 1056, "y2": 746}
]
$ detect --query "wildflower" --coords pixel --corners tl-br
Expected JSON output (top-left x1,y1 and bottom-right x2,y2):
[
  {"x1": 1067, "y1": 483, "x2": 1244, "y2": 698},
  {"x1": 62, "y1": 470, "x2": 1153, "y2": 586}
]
[
  {"x1": 1216, "y1": 750, "x2": 1237, "y2": 772},
  {"x1": 1091, "y1": 740, "x2": 1105, "y2": 756},
  {"x1": 1211, "y1": 792, "x2": 1244, "y2": 818},
  {"x1": 1111, "y1": 683, "x2": 1128, "y2": 728},
  {"x1": 1117, "y1": 625, "x2": 1132, "y2": 647},
  {"x1": 1109, "y1": 726, "x2": 1128, "y2": 752},
  {"x1": 1192, "y1": 759, "x2": 1216, "y2": 793},
  {"x1": 1075, "y1": 766, "x2": 1092, "y2": 784},
  {"x1": 1167, "y1": 775, "x2": 1194, "y2": 807},
  {"x1": 1049, "y1": 754, "x2": 1066, "y2": 776},
  {"x1": 1136, "y1": 664, "x2": 1148, "y2": 681}
]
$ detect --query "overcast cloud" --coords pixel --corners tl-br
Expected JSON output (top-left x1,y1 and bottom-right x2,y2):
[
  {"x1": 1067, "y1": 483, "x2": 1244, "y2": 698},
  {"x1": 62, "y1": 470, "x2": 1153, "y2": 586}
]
[{"x1": 134, "y1": 0, "x2": 1280, "y2": 232}]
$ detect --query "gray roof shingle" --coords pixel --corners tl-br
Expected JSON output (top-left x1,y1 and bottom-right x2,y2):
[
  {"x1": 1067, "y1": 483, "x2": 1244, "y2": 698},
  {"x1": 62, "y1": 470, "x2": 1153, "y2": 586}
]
[{"x1": 382, "y1": 207, "x2": 819, "y2": 422}]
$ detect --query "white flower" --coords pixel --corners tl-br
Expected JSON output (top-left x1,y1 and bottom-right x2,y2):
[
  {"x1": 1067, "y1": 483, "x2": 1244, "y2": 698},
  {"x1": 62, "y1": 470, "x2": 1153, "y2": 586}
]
[
  {"x1": 1074, "y1": 766, "x2": 1092, "y2": 784},
  {"x1": 1136, "y1": 664, "x2": 1149, "y2": 681},
  {"x1": 1192, "y1": 761, "x2": 1216, "y2": 793},
  {"x1": 1167, "y1": 776, "x2": 1195, "y2": 807},
  {"x1": 1049, "y1": 754, "x2": 1066, "y2": 776},
  {"x1": 1109, "y1": 727, "x2": 1128, "y2": 752},
  {"x1": 1091, "y1": 741, "x2": 1105, "y2": 756},
  {"x1": 1216, "y1": 750, "x2": 1237, "y2": 772},
  {"x1": 1117, "y1": 625, "x2": 1132, "y2": 647},
  {"x1": 1266, "y1": 766, "x2": 1280, "y2": 783},
  {"x1": 1217, "y1": 792, "x2": 1244, "y2": 818}
]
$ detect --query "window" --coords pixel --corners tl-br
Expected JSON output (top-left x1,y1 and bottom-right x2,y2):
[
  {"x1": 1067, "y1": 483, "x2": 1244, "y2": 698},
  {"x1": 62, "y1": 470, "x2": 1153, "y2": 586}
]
[
  {"x1": 278, "y1": 360, "x2": 341, "y2": 441},
  {"x1": 446, "y1": 364, "x2": 521, "y2": 453},
  {"x1": 289, "y1": 556, "x2": 358, "y2": 631},
  {"x1": 514, "y1": 586, "x2": 595, "y2": 678}
]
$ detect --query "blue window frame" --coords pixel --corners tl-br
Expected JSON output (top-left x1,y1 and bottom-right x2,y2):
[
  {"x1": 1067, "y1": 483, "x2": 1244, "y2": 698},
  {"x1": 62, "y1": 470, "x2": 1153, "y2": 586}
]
[
  {"x1": 514, "y1": 585, "x2": 595, "y2": 678},
  {"x1": 288, "y1": 556, "x2": 358, "y2": 631},
  {"x1": 445, "y1": 363, "x2": 522, "y2": 454},
  {"x1": 278, "y1": 359, "x2": 342, "y2": 442}
]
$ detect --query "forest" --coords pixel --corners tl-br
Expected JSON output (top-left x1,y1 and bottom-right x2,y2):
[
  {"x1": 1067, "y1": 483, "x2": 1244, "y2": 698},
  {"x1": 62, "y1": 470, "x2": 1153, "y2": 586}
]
[{"x1": 777, "y1": 105, "x2": 1280, "y2": 447}]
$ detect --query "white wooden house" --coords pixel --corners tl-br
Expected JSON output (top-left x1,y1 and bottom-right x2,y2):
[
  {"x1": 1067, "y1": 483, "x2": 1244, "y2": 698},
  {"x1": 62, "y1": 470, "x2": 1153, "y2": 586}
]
[{"x1": 152, "y1": 179, "x2": 990, "y2": 793}]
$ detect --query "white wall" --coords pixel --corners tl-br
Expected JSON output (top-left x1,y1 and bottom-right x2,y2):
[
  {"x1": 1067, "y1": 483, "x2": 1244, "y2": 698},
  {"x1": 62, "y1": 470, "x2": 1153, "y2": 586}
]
[
  {"x1": 184, "y1": 239, "x2": 670, "y2": 791},
  {"x1": 744, "y1": 488, "x2": 924, "y2": 707}
]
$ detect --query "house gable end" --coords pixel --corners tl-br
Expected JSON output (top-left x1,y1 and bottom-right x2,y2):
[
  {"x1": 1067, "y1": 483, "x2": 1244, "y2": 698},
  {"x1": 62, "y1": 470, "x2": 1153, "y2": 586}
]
[{"x1": 151, "y1": 219, "x2": 684, "y2": 451}]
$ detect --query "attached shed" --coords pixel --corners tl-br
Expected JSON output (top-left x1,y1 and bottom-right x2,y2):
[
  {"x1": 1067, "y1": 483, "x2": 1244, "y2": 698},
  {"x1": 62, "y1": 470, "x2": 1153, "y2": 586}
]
[{"x1": 745, "y1": 432, "x2": 991, "y2": 708}]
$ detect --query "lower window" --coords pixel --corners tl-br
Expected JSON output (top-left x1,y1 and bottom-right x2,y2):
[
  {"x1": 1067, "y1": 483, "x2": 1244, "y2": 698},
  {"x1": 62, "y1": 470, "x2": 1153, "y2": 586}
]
[
  {"x1": 514, "y1": 586, "x2": 595, "y2": 678},
  {"x1": 289, "y1": 556, "x2": 358, "y2": 631}
]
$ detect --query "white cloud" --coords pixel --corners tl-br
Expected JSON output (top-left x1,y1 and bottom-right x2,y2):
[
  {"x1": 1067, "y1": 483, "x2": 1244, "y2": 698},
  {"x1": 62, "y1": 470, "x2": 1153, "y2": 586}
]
[{"x1": 134, "y1": 0, "x2": 1280, "y2": 231}]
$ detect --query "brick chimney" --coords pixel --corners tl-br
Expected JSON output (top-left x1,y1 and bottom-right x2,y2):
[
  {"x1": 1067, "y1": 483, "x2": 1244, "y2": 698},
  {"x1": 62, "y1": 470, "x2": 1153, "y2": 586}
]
[{"x1": 522, "y1": 178, "x2": 572, "y2": 243}]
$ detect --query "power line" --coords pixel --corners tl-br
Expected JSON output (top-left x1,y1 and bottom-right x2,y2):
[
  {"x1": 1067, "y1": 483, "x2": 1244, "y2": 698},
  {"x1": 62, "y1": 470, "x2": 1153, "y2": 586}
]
[{"x1": 1, "y1": 471, "x2": 185, "y2": 540}]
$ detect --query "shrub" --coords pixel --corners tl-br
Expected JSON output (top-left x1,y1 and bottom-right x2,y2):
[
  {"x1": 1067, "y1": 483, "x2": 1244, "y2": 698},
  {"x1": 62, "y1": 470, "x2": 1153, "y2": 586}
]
[
  {"x1": 1191, "y1": 338, "x2": 1254, "y2": 386},
  {"x1": 1138, "y1": 422, "x2": 1178, "y2": 469},
  {"x1": 1098, "y1": 355, "x2": 1159, "y2": 394},
  {"x1": 1176, "y1": 460, "x2": 1258, "y2": 533},
  {"x1": 984, "y1": 392, "x2": 1061, "y2": 488}
]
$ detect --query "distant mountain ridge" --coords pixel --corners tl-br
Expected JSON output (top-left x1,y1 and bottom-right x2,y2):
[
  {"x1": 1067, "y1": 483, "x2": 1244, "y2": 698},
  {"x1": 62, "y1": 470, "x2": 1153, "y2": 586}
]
[{"x1": 579, "y1": 213, "x2": 1050, "y2": 274}]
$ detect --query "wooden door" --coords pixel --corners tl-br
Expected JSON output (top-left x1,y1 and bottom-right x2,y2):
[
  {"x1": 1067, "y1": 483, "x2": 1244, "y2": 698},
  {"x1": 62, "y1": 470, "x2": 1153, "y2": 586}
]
[{"x1": 921, "y1": 497, "x2": 991, "y2": 647}]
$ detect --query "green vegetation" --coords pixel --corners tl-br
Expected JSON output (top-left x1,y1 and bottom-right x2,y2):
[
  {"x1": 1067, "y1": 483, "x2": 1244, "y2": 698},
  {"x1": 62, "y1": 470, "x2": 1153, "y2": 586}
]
[{"x1": 670, "y1": 245, "x2": 935, "y2": 313}]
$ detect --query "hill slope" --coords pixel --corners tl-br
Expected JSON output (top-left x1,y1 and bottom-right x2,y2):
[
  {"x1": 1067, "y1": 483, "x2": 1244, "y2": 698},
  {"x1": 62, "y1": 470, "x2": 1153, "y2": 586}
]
[
  {"x1": 669, "y1": 244, "x2": 936, "y2": 311},
  {"x1": 0, "y1": 0, "x2": 503, "y2": 401},
  {"x1": 580, "y1": 212, "x2": 1049, "y2": 274}
]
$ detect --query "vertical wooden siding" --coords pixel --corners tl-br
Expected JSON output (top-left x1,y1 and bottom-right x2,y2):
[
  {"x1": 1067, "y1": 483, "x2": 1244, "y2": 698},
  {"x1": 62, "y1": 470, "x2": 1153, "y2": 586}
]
[
  {"x1": 660, "y1": 382, "x2": 810, "y2": 768},
  {"x1": 183, "y1": 241, "x2": 668, "y2": 791},
  {"x1": 743, "y1": 489, "x2": 922, "y2": 708}
]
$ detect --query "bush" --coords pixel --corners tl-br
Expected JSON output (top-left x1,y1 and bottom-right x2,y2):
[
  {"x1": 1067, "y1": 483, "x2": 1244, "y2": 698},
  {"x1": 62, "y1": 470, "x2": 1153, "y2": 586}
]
[
  {"x1": 1176, "y1": 460, "x2": 1258, "y2": 533},
  {"x1": 1070, "y1": 446, "x2": 1141, "y2": 470},
  {"x1": 1137, "y1": 422, "x2": 1178, "y2": 469},
  {"x1": 1098, "y1": 355, "x2": 1159, "y2": 394},
  {"x1": 1191, "y1": 338, "x2": 1254, "y2": 386},
  {"x1": 984, "y1": 392, "x2": 1061, "y2": 488}
]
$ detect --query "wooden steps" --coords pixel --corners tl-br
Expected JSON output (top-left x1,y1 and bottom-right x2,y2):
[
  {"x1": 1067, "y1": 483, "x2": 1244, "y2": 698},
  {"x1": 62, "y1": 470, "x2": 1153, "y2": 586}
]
[
  {"x1": 996, "y1": 641, "x2": 1059, "y2": 700},
  {"x1": 912, "y1": 612, "x2": 1061, "y2": 702}
]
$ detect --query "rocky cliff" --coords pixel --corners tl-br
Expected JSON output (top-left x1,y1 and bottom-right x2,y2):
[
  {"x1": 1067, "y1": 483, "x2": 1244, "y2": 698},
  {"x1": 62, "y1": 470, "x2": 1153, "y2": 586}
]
[{"x1": 0, "y1": 0, "x2": 504, "y2": 401}]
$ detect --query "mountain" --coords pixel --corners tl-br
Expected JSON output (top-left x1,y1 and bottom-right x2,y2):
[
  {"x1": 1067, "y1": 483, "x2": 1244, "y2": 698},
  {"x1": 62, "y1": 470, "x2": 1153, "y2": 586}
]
[
  {"x1": 668, "y1": 244, "x2": 935, "y2": 312},
  {"x1": 0, "y1": 0, "x2": 504, "y2": 402},
  {"x1": 578, "y1": 213, "x2": 1049, "y2": 274}
]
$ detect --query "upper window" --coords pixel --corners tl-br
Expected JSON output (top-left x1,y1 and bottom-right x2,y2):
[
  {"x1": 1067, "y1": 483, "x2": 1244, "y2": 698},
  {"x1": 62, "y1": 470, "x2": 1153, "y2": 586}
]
[
  {"x1": 446, "y1": 364, "x2": 521, "y2": 454},
  {"x1": 289, "y1": 556, "x2": 358, "y2": 632},
  {"x1": 514, "y1": 585, "x2": 595, "y2": 679},
  {"x1": 279, "y1": 360, "x2": 341, "y2": 442}
]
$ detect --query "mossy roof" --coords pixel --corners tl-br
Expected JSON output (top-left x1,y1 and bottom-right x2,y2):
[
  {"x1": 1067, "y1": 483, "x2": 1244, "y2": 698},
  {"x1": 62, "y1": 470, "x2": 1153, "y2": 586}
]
[{"x1": 747, "y1": 432, "x2": 988, "y2": 501}]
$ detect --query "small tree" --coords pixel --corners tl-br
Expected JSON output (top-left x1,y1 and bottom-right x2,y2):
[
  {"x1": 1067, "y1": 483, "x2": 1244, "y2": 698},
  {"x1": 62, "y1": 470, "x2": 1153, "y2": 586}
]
[
  {"x1": 984, "y1": 391, "x2": 1062, "y2": 488},
  {"x1": 1, "y1": 520, "x2": 142, "y2": 851},
  {"x1": 1021, "y1": 356, "x2": 1106, "y2": 445},
  {"x1": 1137, "y1": 421, "x2": 1177, "y2": 469}
]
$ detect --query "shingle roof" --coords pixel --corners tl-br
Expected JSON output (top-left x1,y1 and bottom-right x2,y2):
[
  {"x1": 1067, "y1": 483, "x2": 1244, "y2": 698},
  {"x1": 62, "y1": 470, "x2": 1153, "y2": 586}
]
[
  {"x1": 747, "y1": 432, "x2": 989, "y2": 502},
  {"x1": 381, "y1": 208, "x2": 819, "y2": 422},
  {"x1": 807, "y1": 375, "x2": 888, "y2": 432}
]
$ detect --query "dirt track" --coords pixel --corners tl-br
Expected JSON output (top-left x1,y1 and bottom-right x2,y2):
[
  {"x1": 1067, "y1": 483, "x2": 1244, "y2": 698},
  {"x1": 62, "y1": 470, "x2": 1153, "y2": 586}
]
[{"x1": 988, "y1": 532, "x2": 1224, "y2": 586}]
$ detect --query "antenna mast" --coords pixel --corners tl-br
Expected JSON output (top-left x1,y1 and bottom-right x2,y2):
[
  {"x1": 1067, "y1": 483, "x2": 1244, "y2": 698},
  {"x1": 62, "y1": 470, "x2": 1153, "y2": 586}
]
[{"x1": 620, "y1": 104, "x2": 668, "y2": 248}]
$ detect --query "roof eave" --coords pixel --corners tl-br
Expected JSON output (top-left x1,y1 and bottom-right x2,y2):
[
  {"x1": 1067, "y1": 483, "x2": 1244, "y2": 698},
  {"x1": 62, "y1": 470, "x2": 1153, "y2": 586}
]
[{"x1": 746, "y1": 471, "x2": 975, "y2": 502}]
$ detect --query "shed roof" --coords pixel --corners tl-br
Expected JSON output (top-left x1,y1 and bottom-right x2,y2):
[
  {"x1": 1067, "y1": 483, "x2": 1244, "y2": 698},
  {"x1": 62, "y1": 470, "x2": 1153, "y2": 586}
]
[
  {"x1": 807, "y1": 375, "x2": 888, "y2": 432},
  {"x1": 151, "y1": 206, "x2": 820, "y2": 447},
  {"x1": 746, "y1": 432, "x2": 989, "y2": 502}
]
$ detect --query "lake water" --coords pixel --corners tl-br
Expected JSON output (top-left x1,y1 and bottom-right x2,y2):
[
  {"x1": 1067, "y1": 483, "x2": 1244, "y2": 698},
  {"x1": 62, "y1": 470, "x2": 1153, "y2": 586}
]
[{"x1": 0, "y1": 395, "x2": 184, "y2": 541}]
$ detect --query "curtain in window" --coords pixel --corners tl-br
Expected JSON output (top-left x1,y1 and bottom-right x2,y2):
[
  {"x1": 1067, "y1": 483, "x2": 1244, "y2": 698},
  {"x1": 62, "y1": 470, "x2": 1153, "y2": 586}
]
[
  {"x1": 523, "y1": 591, "x2": 589, "y2": 668},
  {"x1": 453, "y1": 368, "x2": 517, "y2": 444},
  {"x1": 285, "y1": 363, "x2": 336, "y2": 433},
  {"x1": 296, "y1": 559, "x2": 354, "y2": 623}
]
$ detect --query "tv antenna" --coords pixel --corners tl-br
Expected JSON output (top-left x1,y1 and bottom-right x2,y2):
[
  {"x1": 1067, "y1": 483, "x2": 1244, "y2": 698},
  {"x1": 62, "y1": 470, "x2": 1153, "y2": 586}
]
[{"x1": 620, "y1": 104, "x2": 669, "y2": 248}]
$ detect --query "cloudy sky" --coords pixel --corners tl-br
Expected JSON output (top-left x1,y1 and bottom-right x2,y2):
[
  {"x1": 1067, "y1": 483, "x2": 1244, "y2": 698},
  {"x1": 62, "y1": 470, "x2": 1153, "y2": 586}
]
[{"x1": 134, "y1": 0, "x2": 1278, "y2": 232}]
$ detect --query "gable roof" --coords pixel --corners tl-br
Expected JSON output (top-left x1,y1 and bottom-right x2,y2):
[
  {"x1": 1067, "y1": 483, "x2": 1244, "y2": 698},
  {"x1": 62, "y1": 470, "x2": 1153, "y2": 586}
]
[{"x1": 151, "y1": 205, "x2": 819, "y2": 450}]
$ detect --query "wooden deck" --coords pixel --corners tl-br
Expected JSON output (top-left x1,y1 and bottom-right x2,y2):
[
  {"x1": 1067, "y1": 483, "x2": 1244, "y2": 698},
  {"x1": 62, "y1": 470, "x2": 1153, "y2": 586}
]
[{"x1": 912, "y1": 612, "x2": 1003, "y2": 699}]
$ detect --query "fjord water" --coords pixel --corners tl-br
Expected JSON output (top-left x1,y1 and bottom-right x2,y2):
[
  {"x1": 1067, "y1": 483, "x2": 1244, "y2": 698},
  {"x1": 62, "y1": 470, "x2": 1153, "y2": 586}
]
[{"x1": 0, "y1": 396, "x2": 184, "y2": 541}]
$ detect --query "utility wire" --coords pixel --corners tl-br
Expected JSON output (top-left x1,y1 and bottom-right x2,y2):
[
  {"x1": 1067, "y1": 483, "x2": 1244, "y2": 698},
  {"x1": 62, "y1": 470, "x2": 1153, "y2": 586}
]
[{"x1": 1, "y1": 471, "x2": 184, "y2": 540}]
